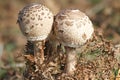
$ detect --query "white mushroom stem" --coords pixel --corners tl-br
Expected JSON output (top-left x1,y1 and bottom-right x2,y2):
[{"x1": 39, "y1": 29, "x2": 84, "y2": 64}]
[
  {"x1": 65, "y1": 46, "x2": 77, "y2": 74},
  {"x1": 34, "y1": 41, "x2": 45, "y2": 65}
]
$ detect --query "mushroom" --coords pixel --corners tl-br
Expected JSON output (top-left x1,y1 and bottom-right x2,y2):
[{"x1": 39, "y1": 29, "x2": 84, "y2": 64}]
[
  {"x1": 54, "y1": 9, "x2": 94, "y2": 74},
  {"x1": 17, "y1": 3, "x2": 53, "y2": 64}
]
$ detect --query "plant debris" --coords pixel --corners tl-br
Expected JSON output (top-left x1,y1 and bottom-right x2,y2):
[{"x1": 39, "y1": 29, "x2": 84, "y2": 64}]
[{"x1": 23, "y1": 30, "x2": 119, "y2": 80}]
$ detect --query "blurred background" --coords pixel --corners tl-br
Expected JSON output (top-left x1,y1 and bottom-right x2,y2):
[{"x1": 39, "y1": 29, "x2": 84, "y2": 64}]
[{"x1": 0, "y1": 0, "x2": 120, "y2": 79}]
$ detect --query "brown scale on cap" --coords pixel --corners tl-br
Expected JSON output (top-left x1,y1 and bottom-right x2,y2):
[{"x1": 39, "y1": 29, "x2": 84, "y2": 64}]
[
  {"x1": 82, "y1": 33, "x2": 87, "y2": 40},
  {"x1": 64, "y1": 21, "x2": 73, "y2": 26}
]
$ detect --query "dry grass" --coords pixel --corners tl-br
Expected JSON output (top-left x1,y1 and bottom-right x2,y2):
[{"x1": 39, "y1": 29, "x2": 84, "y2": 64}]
[{"x1": 23, "y1": 31, "x2": 119, "y2": 80}]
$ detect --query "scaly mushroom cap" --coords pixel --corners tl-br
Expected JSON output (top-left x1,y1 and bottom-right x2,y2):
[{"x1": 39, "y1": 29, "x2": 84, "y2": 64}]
[
  {"x1": 54, "y1": 9, "x2": 94, "y2": 48},
  {"x1": 17, "y1": 3, "x2": 53, "y2": 41}
]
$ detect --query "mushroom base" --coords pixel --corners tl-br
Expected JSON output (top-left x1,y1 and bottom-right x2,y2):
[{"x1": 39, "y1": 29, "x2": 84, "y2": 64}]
[
  {"x1": 34, "y1": 41, "x2": 45, "y2": 65},
  {"x1": 65, "y1": 46, "x2": 77, "y2": 74}
]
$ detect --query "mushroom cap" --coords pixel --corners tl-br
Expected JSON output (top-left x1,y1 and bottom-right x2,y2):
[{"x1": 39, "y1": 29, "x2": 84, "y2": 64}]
[
  {"x1": 17, "y1": 3, "x2": 53, "y2": 41},
  {"x1": 54, "y1": 9, "x2": 94, "y2": 48}
]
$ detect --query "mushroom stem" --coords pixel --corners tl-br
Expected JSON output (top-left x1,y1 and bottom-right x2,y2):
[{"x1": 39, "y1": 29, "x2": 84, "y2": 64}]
[
  {"x1": 34, "y1": 41, "x2": 45, "y2": 65},
  {"x1": 65, "y1": 46, "x2": 77, "y2": 74}
]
